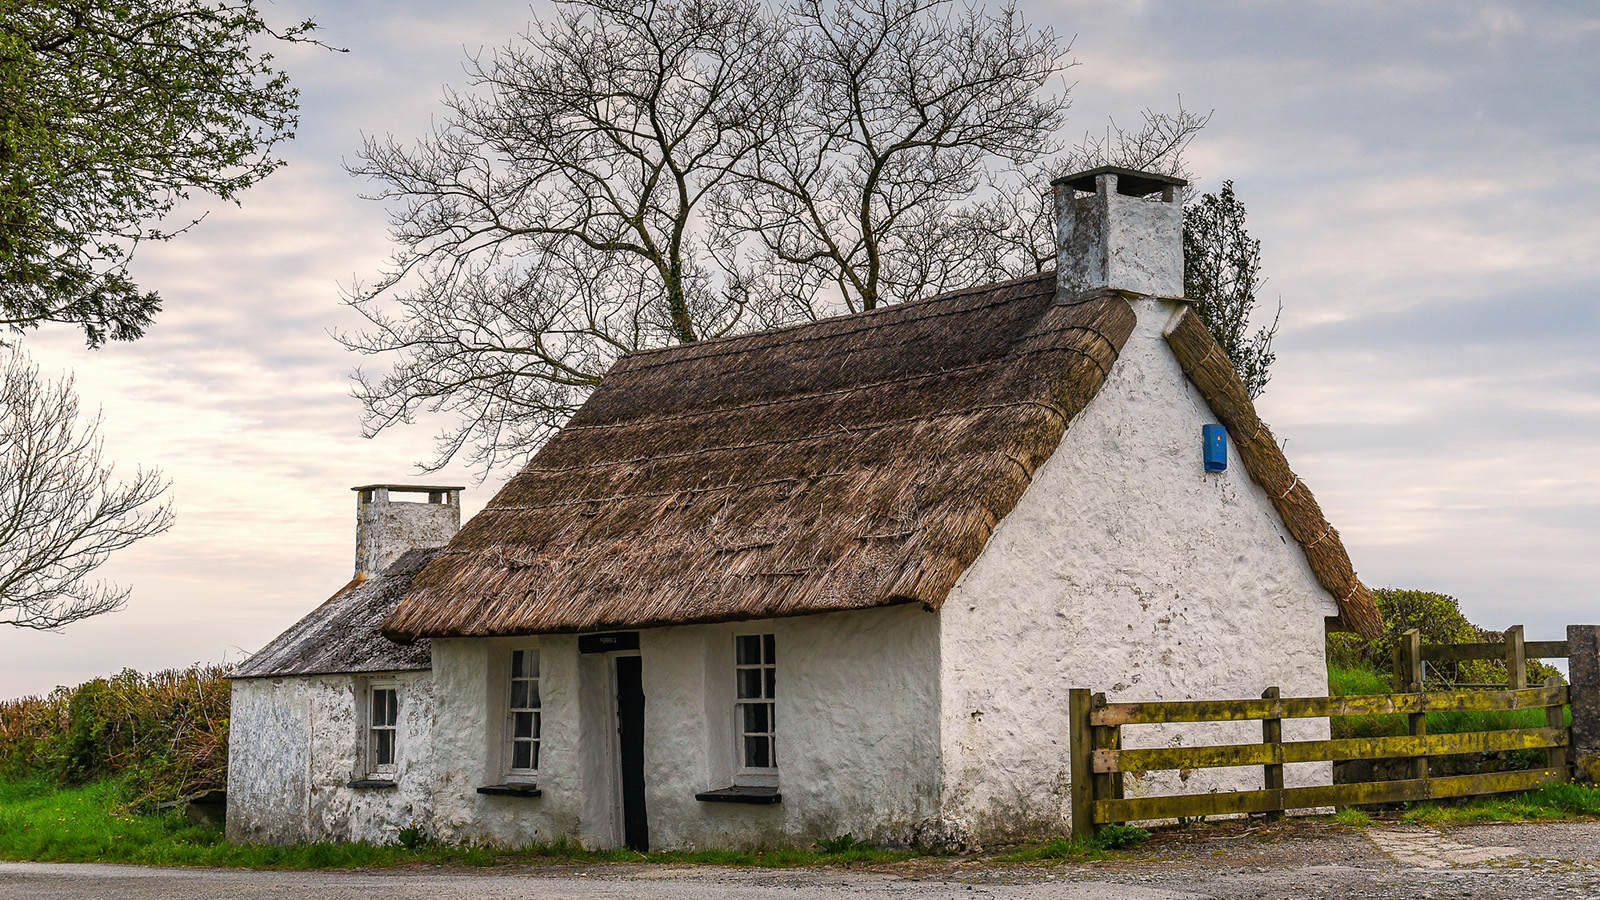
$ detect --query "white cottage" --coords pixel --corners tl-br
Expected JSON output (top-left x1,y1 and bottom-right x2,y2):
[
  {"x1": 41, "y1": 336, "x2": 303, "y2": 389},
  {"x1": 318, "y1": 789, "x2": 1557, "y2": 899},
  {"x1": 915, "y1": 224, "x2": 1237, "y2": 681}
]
[{"x1": 228, "y1": 166, "x2": 1382, "y2": 850}]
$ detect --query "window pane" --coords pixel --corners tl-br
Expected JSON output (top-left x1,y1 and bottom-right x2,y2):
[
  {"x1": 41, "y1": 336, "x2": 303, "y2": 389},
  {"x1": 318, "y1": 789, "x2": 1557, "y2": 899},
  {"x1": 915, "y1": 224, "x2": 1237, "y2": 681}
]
[
  {"x1": 385, "y1": 690, "x2": 397, "y2": 725},
  {"x1": 743, "y1": 701, "x2": 769, "y2": 733},
  {"x1": 375, "y1": 729, "x2": 395, "y2": 766},
  {"x1": 530, "y1": 740, "x2": 540, "y2": 771},
  {"x1": 736, "y1": 635, "x2": 761, "y2": 665},
  {"x1": 744, "y1": 735, "x2": 770, "y2": 769},
  {"x1": 737, "y1": 668, "x2": 761, "y2": 699},
  {"x1": 511, "y1": 680, "x2": 529, "y2": 709},
  {"x1": 514, "y1": 649, "x2": 539, "y2": 678},
  {"x1": 513, "y1": 740, "x2": 532, "y2": 770},
  {"x1": 763, "y1": 633, "x2": 775, "y2": 664},
  {"x1": 527, "y1": 679, "x2": 540, "y2": 708},
  {"x1": 764, "y1": 668, "x2": 775, "y2": 699},
  {"x1": 514, "y1": 711, "x2": 535, "y2": 739},
  {"x1": 372, "y1": 689, "x2": 397, "y2": 726}
]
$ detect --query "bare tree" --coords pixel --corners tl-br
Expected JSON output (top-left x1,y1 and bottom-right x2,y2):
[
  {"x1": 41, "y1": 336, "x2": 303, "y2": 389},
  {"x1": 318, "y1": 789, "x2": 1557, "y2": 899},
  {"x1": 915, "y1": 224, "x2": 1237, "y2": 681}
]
[
  {"x1": 720, "y1": 0, "x2": 1070, "y2": 314},
  {"x1": 948, "y1": 105, "x2": 1211, "y2": 280},
  {"x1": 0, "y1": 350, "x2": 173, "y2": 629},
  {"x1": 343, "y1": 1, "x2": 1277, "y2": 473},
  {"x1": 340, "y1": 0, "x2": 791, "y2": 472}
]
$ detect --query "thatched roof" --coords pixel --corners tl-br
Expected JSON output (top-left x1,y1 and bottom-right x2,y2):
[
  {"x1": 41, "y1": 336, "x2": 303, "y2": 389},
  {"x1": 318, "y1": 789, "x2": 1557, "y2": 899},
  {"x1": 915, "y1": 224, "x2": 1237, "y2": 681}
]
[
  {"x1": 383, "y1": 273, "x2": 1382, "y2": 642},
  {"x1": 1164, "y1": 308, "x2": 1383, "y2": 639},
  {"x1": 384, "y1": 273, "x2": 1135, "y2": 640},
  {"x1": 234, "y1": 549, "x2": 436, "y2": 679}
]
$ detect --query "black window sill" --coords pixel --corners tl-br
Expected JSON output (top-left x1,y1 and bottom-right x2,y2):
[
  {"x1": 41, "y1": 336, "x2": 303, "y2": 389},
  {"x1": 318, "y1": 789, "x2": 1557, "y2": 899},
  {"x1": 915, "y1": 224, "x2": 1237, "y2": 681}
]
[
  {"x1": 696, "y1": 786, "x2": 781, "y2": 805},
  {"x1": 477, "y1": 784, "x2": 542, "y2": 797},
  {"x1": 347, "y1": 779, "x2": 398, "y2": 789}
]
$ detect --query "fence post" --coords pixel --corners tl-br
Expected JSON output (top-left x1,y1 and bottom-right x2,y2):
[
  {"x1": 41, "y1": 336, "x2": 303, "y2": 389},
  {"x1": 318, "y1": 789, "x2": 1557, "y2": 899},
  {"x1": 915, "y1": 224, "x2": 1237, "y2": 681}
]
[
  {"x1": 1569, "y1": 625, "x2": 1600, "y2": 783},
  {"x1": 1069, "y1": 688, "x2": 1098, "y2": 837},
  {"x1": 1544, "y1": 675, "x2": 1569, "y2": 777},
  {"x1": 1504, "y1": 625, "x2": 1527, "y2": 690},
  {"x1": 1090, "y1": 693, "x2": 1124, "y2": 806},
  {"x1": 1261, "y1": 686, "x2": 1283, "y2": 821},
  {"x1": 1395, "y1": 628, "x2": 1423, "y2": 692},
  {"x1": 1401, "y1": 629, "x2": 1428, "y2": 782}
]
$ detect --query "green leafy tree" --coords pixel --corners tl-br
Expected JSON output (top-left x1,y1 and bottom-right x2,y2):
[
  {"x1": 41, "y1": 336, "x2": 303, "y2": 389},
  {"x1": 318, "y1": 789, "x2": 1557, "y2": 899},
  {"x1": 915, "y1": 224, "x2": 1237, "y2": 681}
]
[
  {"x1": 1182, "y1": 180, "x2": 1279, "y2": 398},
  {"x1": 1327, "y1": 588, "x2": 1561, "y2": 688},
  {"x1": 0, "y1": 0, "x2": 316, "y2": 345}
]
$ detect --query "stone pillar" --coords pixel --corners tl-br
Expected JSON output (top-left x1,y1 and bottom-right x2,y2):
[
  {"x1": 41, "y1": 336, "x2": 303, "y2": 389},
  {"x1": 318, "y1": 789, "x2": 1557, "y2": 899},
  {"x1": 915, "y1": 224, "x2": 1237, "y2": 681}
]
[{"x1": 1570, "y1": 625, "x2": 1600, "y2": 782}]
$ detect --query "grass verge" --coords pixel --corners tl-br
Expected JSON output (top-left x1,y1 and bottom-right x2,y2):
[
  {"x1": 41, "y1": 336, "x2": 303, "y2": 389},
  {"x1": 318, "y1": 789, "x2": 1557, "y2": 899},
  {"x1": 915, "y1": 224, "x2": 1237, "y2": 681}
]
[
  {"x1": 1395, "y1": 782, "x2": 1600, "y2": 827},
  {"x1": 0, "y1": 776, "x2": 919, "y2": 869}
]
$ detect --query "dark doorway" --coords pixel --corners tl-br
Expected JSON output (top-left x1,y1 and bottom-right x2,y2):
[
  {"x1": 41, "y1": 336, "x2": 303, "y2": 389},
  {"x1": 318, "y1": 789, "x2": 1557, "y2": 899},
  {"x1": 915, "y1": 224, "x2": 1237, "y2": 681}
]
[{"x1": 615, "y1": 655, "x2": 649, "y2": 851}]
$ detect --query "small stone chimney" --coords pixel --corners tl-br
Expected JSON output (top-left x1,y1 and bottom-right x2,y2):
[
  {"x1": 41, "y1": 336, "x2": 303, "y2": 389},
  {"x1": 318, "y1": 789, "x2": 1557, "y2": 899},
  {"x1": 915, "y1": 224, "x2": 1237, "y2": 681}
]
[
  {"x1": 1052, "y1": 166, "x2": 1188, "y2": 299},
  {"x1": 352, "y1": 484, "x2": 463, "y2": 577}
]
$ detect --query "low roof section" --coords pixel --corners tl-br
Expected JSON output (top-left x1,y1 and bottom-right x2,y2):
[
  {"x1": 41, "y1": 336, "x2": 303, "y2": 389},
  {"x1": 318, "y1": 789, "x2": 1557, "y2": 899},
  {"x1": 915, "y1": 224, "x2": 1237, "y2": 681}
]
[{"x1": 234, "y1": 549, "x2": 437, "y2": 679}]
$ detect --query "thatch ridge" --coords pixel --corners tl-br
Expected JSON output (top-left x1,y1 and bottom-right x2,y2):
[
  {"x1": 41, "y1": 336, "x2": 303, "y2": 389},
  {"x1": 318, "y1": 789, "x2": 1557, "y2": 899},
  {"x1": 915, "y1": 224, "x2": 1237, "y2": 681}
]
[
  {"x1": 1163, "y1": 307, "x2": 1383, "y2": 639},
  {"x1": 385, "y1": 273, "x2": 1138, "y2": 640}
]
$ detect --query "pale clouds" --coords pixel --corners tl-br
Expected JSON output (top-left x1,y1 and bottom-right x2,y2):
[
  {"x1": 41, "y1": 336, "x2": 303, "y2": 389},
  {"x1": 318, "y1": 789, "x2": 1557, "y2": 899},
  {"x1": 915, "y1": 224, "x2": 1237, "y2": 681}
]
[{"x1": 1, "y1": 1, "x2": 1596, "y2": 697}]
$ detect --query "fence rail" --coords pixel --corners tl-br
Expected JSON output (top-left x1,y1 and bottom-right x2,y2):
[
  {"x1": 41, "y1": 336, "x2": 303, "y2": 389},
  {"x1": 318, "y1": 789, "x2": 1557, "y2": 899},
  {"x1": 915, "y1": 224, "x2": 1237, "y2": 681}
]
[
  {"x1": 1068, "y1": 624, "x2": 1600, "y2": 836},
  {"x1": 1069, "y1": 679, "x2": 1572, "y2": 836}
]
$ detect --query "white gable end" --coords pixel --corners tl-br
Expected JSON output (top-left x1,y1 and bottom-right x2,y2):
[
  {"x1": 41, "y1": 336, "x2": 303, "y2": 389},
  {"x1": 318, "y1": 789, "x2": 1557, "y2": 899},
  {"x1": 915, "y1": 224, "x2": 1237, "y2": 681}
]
[{"x1": 937, "y1": 295, "x2": 1339, "y2": 844}]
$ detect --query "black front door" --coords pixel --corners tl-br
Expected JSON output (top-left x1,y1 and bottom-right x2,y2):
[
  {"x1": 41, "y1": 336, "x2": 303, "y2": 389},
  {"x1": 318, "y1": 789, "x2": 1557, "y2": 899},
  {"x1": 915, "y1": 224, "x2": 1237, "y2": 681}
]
[{"x1": 615, "y1": 655, "x2": 649, "y2": 851}]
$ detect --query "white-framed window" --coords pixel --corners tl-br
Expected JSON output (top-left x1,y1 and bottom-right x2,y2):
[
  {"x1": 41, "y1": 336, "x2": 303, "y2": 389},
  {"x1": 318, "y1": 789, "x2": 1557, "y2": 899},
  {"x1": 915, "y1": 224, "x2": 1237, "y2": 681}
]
[
  {"x1": 735, "y1": 634, "x2": 776, "y2": 772},
  {"x1": 506, "y1": 648, "x2": 541, "y2": 775},
  {"x1": 365, "y1": 680, "x2": 398, "y2": 777}
]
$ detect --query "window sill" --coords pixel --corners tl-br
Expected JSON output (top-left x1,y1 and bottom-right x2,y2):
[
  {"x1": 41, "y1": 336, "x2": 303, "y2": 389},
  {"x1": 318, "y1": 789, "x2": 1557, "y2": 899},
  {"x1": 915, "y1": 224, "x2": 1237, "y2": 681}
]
[
  {"x1": 347, "y1": 779, "x2": 398, "y2": 789},
  {"x1": 476, "y1": 784, "x2": 542, "y2": 798},
  {"x1": 695, "y1": 786, "x2": 781, "y2": 805}
]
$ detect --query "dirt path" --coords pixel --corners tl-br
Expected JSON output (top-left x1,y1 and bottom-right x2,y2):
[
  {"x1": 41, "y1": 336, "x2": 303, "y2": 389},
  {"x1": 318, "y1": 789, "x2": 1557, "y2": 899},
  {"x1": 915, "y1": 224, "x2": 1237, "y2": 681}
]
[{"x1": 1, "y1": 820, "x2": 1596, "y2": 899}]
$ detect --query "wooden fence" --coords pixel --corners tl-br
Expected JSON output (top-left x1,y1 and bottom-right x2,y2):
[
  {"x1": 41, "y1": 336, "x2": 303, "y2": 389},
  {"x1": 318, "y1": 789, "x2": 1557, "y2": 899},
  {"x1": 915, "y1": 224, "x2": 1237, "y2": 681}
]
[
  {"x1": 1394, "y1": 624, "x2": 1567, "y2": 691},
  {"x1": 1068, "y1": 681, "x2": 1570, "y2": 836}
]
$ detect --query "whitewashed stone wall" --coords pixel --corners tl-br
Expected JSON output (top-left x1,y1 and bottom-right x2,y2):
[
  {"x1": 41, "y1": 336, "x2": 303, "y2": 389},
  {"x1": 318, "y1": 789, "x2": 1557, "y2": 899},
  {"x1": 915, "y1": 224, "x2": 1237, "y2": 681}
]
[
  {"x1": 226, "y1": 671, "x2": 435, "y2": 845},
  {"x1": 428, "y1": 604, "x2": 941, "y2": 850},
  {"x1": 937, "y1": 295, "x2": 1340, "y2": 845}
]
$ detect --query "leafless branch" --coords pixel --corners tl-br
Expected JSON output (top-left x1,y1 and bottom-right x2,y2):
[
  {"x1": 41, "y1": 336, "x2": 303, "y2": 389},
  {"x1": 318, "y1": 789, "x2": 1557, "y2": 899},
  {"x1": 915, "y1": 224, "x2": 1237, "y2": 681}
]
[{"x1": 0, "y1": 350, "x2": 173, "y2": 629}]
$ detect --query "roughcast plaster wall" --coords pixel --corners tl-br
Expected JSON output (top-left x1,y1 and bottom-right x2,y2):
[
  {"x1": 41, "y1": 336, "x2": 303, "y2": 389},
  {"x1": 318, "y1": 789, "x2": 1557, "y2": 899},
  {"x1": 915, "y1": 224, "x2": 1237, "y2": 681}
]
[
  {"x1": 225, "y1": 671, "x2": 435, "y2": 845},
  {"x1": 429, "y1": 604, "x2": 941, "y2": 850},
  {"x1": 937, "y1": 296, "x2": 1340, "y2": 845}
]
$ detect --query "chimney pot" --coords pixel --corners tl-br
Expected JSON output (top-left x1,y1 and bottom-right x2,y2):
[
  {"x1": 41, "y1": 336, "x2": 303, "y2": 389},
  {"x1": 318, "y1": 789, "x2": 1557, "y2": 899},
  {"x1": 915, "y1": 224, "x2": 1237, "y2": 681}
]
[{"x1": 1053, "y1": 166, "x2": 1187, "y2": 299}]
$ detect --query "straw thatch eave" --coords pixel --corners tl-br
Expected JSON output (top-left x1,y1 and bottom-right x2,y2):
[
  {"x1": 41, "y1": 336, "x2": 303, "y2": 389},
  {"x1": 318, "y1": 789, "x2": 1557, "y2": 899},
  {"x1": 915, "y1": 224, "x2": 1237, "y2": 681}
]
[
  {"x1": 1163, "y1": 306, "x2": 1384, "y2": 640},
  {"x1": 383, "y1": 273, "x2": 1138, "y2": 641}
]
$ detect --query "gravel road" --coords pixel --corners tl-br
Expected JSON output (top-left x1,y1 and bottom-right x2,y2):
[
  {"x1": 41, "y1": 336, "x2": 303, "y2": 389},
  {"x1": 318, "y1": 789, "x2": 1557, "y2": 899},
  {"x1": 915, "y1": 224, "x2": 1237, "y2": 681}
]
[{"x1": 2, "y1": 820, "x2": 1597, "y2": 899}]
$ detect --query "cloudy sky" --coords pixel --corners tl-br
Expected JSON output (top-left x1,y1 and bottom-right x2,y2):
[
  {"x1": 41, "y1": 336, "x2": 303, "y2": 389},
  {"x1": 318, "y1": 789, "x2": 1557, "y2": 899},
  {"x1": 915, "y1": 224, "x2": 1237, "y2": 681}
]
[{"x1": 2, "y1": 1, "x2": 1596, "y2": 698}]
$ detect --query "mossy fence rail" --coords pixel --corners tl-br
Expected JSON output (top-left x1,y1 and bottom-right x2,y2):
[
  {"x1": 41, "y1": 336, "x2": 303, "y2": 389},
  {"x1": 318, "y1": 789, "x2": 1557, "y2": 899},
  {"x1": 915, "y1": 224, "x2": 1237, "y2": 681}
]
[{"x1": 1069, "y1": 624, "x2": 1600, "y2": 837}]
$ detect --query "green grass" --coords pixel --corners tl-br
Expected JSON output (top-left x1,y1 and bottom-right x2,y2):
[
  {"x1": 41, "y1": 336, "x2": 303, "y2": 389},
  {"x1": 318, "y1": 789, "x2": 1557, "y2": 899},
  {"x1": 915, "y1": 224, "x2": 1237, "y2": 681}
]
[
  {"x1": 1328, "y1": 665, "x2": 1570, "y2": 740},
  {"x1": 1397, "y1": 782, "x2": 1600, "y2": 826},
  {"x1": 1330, "y1": 808, "x2": 1373, "y2": 826},
  {"x1": 0, "y1": 777, "x2": 918, "y2": 869}
]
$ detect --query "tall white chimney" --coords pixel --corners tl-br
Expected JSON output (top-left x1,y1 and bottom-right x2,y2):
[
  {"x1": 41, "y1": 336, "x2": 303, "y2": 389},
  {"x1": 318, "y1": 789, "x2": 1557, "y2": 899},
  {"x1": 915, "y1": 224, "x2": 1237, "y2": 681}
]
[
  {"x1": 1052, "y1": 166, "x2": 1187, "y2": 299},
  {"x1": 352, "y1": 484, "x2": 463, "y2": 577}
]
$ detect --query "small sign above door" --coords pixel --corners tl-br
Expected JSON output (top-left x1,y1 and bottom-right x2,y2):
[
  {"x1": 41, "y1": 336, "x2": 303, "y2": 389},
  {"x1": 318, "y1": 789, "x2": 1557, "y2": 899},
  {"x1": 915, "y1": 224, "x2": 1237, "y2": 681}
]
[{"x1": 578, "y1": 631, "x2": 641, "y2": 654}]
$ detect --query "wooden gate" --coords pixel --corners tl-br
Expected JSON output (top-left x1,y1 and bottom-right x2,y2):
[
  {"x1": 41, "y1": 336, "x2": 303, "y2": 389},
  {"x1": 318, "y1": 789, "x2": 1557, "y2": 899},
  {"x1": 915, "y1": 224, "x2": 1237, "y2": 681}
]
[{"x1": 1068, "y1": 682, "x2": 1570, "y2": 836}]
